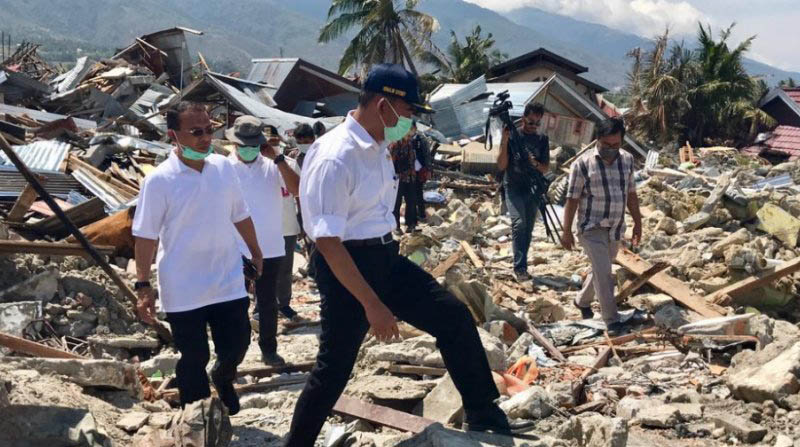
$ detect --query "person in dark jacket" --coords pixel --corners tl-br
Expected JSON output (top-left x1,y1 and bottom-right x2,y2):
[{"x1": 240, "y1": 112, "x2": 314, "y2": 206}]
[{"x1": 410, "y1": 121, "x2": 431, "y2": 220}]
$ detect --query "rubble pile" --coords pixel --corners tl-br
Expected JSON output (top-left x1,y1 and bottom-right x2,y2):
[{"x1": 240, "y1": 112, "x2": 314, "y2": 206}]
[{"x1": 0, "y1": 35, "x2": 799, "y2": 447}]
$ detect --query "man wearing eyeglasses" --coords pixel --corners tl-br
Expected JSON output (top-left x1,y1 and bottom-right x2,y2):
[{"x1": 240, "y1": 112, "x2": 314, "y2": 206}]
[
  {"x1": 225, "y1": 116, "x2": 300, "y2": 367},
  {"x1": 132, "y1": 101, "x2": 263, "y2": 415},
  {"x1": 497, "y1": 102, "x2": 550, "y2": 282}
]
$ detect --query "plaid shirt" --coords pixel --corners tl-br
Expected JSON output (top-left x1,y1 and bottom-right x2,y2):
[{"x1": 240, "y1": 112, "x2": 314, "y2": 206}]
[
  {"x1": 390, "y1": 140, "x2": 416, "y2": 183},
  {"x1": 566, "y1": 148, "x2": 636, "y2": 240}
]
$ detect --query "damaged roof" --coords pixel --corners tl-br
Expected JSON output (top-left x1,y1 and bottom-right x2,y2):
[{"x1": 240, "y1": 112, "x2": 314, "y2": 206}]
[
  {"x1": 743, "y1": 125, "x2": 800, "y2": 161},
  {"x1": 487, "y1": 47, "x2": 608, "y2": 94},
  {"x1": 759, "y1": 87, "x2": 800, "y2": 127},
  {"x1": 247, "y1": 58, "x2": 359, "y2": 117}
]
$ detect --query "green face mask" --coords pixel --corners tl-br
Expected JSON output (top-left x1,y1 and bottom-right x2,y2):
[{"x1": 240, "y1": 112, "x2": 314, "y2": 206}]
[
  {"x1": 237, "y1": 146, "x2": 260, "y2": 162},
  {"x1": 176, "y1": 137, "x2": 212, "y2": 161},
  {"x1": 380, "y1": 100, "x2": 413, "y2": 144}
]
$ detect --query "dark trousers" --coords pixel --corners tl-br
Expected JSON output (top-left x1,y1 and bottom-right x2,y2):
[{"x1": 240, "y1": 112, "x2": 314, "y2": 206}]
[
  {"x1": 284, "y1": 242, "x2": 499, "y2": 446},
  {"x1": 165, "y1": 297, "x2": 250, "y2": 406},
  {"x1": 254, "y1": 256, "x2": 283, "y2": 355},
  {"x1": 505, "y1": 184, "x2": 539, "y2": 273},
  {"x1": 414, "y1": 178, "x2": 426, "y2": 217},
  {"x1": 276, "y1": 235, "x2": 298, "y2": 308},
  {"x1": 393, "y1": 180, "x2": 417, "y2": 229}
]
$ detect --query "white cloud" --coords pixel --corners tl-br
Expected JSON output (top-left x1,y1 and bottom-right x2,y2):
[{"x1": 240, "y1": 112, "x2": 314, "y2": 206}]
[{"x1": 463, "y1": 0, "x2": 708, "y2": 37}]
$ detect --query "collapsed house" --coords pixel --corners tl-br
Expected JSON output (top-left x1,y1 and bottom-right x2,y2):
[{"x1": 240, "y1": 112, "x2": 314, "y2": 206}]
[{"x1": 0, "y1": 32, "x2": 798, "y2": 447}]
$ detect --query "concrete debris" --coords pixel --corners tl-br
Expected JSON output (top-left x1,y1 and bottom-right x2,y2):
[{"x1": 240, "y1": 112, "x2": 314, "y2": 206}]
[{"x1": 0, "y1": 31, "x2": 798, "y2": 447}]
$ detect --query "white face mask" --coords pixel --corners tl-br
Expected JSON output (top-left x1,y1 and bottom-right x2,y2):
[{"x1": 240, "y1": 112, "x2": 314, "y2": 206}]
[{"x1": 298, "y1": 144, "x2": 311, "y2": 154}]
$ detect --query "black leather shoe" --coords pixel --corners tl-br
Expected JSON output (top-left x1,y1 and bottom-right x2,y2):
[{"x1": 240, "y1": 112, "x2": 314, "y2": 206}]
[
  {"x1": 574, "y1": 299, "x2": 594, "y2": 320},
  {"x1": 261, "y1": 351, "x2": 286, "y2": 367},
  {"x1": 463, "y1": 405, "x2": 536, "y2": 434}
]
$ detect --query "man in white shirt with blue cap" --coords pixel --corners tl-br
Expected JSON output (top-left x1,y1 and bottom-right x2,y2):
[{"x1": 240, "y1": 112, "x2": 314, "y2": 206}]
[{"x1": 284, "y1": 64, "x2": 534, "y2": 446}]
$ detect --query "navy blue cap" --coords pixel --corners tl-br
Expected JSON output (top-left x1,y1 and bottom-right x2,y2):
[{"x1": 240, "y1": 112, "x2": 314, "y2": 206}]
[{"x1": 363, "y1": 63, "x2": 434, "y2": 114}]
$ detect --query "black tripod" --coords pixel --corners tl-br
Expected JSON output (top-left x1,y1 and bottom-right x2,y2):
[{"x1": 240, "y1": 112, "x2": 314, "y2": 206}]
[{"x1": 486, "y1": 91, "x2": 564, "y2": 244}]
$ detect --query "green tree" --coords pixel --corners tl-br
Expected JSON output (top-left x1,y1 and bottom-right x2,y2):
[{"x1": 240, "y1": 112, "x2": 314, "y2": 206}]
[
  {"x1": 318, "y1": 0, "x2": 439, "y2": 76},
  {"x1": 779, "y1": 77, "x2": 797, "y2": 88},
  {"x1": 626, "y1": 23, "x2": 773, "y2": 147},
  {"x1": 420, "y1": 25, "x2": 507, "y2": 84}
]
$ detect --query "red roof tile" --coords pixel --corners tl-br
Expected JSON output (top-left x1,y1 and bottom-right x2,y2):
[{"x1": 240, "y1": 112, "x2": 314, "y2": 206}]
[
  {"x1": 763, "y1": 125, "x2": 800, "y2": 160},
  {"x1": 785, "y1": 88, "x2": 800, "y2": 107}
]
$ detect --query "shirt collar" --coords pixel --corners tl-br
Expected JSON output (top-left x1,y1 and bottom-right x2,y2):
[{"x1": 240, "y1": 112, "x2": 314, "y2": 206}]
[{"x1": 345, "y1": 111, "x2": 380, "y2": 151}]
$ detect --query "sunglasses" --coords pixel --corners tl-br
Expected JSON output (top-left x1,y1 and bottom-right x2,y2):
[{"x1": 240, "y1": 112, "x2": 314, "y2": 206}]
[
  {"x1": 525, "y1": 119, "x2": 541, "y2": 127},
  {"x1": 185, "y1": 126, "x2": 215, "y2": 137}
]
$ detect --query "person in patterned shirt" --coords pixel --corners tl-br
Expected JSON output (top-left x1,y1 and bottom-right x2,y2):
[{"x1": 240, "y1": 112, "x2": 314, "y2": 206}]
[
  {"x1": 390, "y1": 133, "x2": 418, "y2": 233},
  {"x1": 561, "y1": 117, "x2": 643, "y2": 336}
]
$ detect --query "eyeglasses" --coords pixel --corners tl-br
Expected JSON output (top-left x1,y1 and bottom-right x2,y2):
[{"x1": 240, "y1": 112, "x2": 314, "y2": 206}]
[
  {"x1": 186, "y1": 126, "x2": 214, "y2": 137},
  {"x1": 525, "y1": 120, "x2": 541, "y2": 127}
]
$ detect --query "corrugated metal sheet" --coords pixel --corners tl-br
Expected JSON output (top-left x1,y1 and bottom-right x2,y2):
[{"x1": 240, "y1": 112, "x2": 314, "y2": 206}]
[
  {"x1": 49, "y1": 56, "x2": 92, "y2": 94},
  {"x1": 751, "y1": 173, "x2": 794, "y2": 190},
  {"x1": 204, "y1": 73, "x2": 343, "y2": 136},
  {"x1": 430, "y1": 76, "x2": 488, "y2": 139},
  {"x1": 71, "y1": 168, "x2": 129, "y2": 211},
  {"x1": 646, "y1": 150, "x2": 660, "y2": 170},
  {"x1": 0, "y1": 171, "x2": 85, "y2": 200},
  {"x1": 0, "y1": 141, "x2": 70, "y2": 173},
  {"x1": 247, "y1": 58, "x2": 299, "y2": 89},
  {"x1": 0, "y1": 103, "x2": 97, "y2": 130}
]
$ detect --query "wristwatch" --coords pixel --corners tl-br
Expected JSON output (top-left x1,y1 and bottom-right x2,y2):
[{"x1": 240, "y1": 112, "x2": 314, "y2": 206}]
[
  {"x1": 134, "y1": 281, "x2": 151, "y2": 291},
  {"x1": 274, "y1": 154, "x2": 286, "y2": 165}
]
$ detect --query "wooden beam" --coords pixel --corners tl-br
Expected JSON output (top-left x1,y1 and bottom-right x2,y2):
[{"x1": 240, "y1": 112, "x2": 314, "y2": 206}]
[
  {"x1": 387, "y1": 364, "x2": 447, "y2": 377},
  {"x1": 459, "y1": 241, "x2": 484, "y2": 269},
  {"x1": 7, "y1": 182, "x2": 39, "y2": 222},
  {"x1": 706, "y1": 257, "x2": 800, "y2": 303},
  {"x1": 572, "y1": 347, "x2": 611, "y2": 403},
  {"x1": 235, "y1": 374, "x2": 308, "y2": 393},
  {"x1": 560, "y1": 327, "x2": 659, "y2": 354},
  {"x1": 0, "y1": 331, "x2": 85, "y2": 359},
  {"x1": 430, "y1": 247, "x2": 465, "y2": 278},
  {"x1": 615, "y1": 261, "x2": 669, "y2": 302},
  {"x1": 0, "y1": 240, "x2": 115, "y2": 257},
  {"x1": 332, "y1": 395, "x2": 436, "y2": 434},
  {"x1": 615, "y1": 248, "x2": 722, "y2": 318},
  {"x1": 236, "y1": 362, "x2": 315, "y2": 379},
  {"x1": 526, "y1": 321, "x2": 566, "y2": 362}
]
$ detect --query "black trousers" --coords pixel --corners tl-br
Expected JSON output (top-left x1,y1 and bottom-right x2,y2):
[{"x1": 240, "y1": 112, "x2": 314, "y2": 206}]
[
  {"x1": 393, "y1": 180, "x2": 417, "y2": 229},
  {"x1": 414, "y1": 178, "x2": 426, "y2": 217},
  {"x1": 165, "y1": 297, "x2": 250, "y2": 406},
  {"x1": 276, "y1": 235, "x2": 298, "y2": 308},
  {"x1": 284, "y1": 242, "x2": 499, "y2": 446},
  {"x1": 254, "y1": 256, "x2": 284, "y2": 355}
]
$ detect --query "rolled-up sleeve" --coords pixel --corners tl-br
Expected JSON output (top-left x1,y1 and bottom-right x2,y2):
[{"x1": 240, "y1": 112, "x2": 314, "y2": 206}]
[
  {"x1": 566, "y1": 159, "x2": 585, "y2": 199},
  {"x1": 132, "y1": 176, "x2": 166, "y2": 240},
  {"x1": 300, "y1": 158, "x2": 351, "y2": 240}
]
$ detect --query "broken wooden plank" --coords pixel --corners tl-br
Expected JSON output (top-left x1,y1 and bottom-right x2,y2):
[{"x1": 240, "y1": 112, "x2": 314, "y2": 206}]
[
  {"x1": 706, "y1": 257, "x2": 800, "y2": 304},
  {"x1": 615, "y1": 261, "x2": 669, "y2": 302},
  {"x1": 560, "y1": 327, "x2": 659, "y2": 354},
  {"x1": 430, "y1": 247, "x2": 465, "y2": 278},
  {"x1": 615, "y1": 248, "x2": 722, "y2": 318},
  {"x1": 460, "y1": 240, "x2": 484, "y2": 269},
  {"x1": 0, "y1": 331, "x2": 85, "y2": 359},
  {"x1": 0, "y1": 240, "x2": 115, "y2": 257},
  {"x1": 333, "y1": 395, "x2": 436, "y2": 434},
  {"x1": 526, "y1": 321, "x2": 566, "y2": 363},
  {"x1": 571, "y1": 399, "x2": 608, "y2": 415},
  {"x1": 28, "y1": 197, "x2": 107, "y2": 238},
  {"x1": 7, "y1": 181, "x2": 43, "y2": 222},
  {"x1": 236, "y1": 362, "x2": 315, "y2": 379},
  {"x1": 29, "y1": 198, "x2": 73, "y2": 217},
  {"x1": 235, "y1": 374, "x2": 308, "y2": 393},
  {"x1": 387, "y1": 364, "x2": 447, "y2": 377},
  {"x1": 572, "y1": 347, "x2": 611, "y2": 403}
]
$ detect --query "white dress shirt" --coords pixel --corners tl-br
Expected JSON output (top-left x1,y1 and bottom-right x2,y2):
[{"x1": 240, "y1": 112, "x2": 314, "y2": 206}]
[
  {"x1": 280, "y1": 157, "x2": 301, "y2": 237},
  {"x1": 132, "y1": 152, "x2": 250, "y2": 313},
  {"x1": 229, "y1": 154, "x2": 285, "y2": 259},
  {"x1": 300, "y1": 113, "x2": 398, "y2": 241}
]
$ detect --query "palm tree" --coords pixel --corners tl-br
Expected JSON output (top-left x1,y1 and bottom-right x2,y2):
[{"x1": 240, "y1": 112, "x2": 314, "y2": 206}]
[
  {"x1": 319, "y1": 0, "x2": 439, "y2": 76},
  {"x1": 420, "y1": 25, "x2": 507, "y2": 84}
]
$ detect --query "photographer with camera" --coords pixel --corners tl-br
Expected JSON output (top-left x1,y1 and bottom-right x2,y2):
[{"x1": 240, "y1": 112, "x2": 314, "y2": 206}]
[{"x1": 497, "y1": 103, "x2": 550, "y2": 282}]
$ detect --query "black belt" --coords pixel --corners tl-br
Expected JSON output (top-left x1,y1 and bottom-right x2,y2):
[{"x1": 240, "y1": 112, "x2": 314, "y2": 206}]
[{"x1": 343, "y1": 232, "x2": 395, "y2": 248}]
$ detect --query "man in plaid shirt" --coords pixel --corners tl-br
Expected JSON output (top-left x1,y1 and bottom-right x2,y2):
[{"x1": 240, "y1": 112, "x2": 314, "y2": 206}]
[{"x1": 561, "y1": 118, "x2": 643, "y2": 335}]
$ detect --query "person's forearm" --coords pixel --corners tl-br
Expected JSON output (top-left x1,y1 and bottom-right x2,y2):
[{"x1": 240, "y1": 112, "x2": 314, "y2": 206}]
[
  {"x1": 234, "y1": 217, "x2": 263, "y2": 259},
  {"x1": 277, "y1": 163, "x2": 300, "y2": 196},
  {"x1": 135, "y1": 237, "x2": 158, "y2": 282},
  {"x1": 316, "y1": 237, "x2": 381, "y2": 310},
  {"x1": 627, "y1": 192, "x2": 642, "y2": 226},
  {"x1": 497, "y1": 140, "x2": 509, "y2": 171},
  {"x1": 563, "y1": 198, "x2": 579, "y2": 232}
]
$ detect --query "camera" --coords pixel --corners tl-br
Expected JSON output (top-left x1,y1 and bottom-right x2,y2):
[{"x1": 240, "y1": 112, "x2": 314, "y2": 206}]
[{"x1": 488, "y1": 90, "x2": 513, "y2": 120}]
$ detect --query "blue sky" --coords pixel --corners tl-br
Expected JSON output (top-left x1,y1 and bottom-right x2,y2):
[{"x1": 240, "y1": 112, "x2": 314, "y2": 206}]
[{"x1": 463, "y1": 0, "x2": 800, "y2": 73}]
